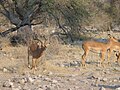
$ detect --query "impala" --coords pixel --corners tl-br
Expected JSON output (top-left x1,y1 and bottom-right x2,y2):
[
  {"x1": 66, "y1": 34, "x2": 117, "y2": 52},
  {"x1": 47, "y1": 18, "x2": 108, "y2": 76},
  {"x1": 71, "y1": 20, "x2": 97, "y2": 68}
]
[
  {"x1": 82, "y1": 35, "x2": 118, "y2": 67},
  {"x1": 108, "y1": 38, "x2": 120, "y2": 64},
  {"x1": 28, "y1": 36, "x2": 47, "y2": 73}
]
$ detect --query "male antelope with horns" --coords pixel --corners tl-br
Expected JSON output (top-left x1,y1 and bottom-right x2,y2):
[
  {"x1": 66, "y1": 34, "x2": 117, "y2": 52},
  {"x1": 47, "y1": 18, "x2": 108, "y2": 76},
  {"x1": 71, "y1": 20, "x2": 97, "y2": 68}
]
[{"x1": 28, "y1": 35, "x2": 48, "y2": 73}]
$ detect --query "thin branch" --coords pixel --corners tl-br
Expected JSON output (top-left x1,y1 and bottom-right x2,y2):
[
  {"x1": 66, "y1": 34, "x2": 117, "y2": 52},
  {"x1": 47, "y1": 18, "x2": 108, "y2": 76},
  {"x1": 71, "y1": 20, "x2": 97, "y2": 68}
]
[
  {"x1": 0, "y1": 27, "x2": 19, "y2": 37},
  {"x1": 0, "y1": 2, "x2": 9, "y2": 17},
  {"x1": 31, "y1": 20, "x2": 44, "y2": 25}
]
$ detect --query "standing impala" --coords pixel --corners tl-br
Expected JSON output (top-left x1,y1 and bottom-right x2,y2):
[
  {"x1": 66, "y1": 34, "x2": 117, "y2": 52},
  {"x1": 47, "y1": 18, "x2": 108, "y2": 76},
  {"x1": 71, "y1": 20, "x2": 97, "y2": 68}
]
[
  {"x1": 108, "y1": 38, "x2": 120, "y2": 64},
  {"x1": 82, "y1": 35, "x2": 118, "y2": 67},
  {"x1": 28, "y1": 36, "x2": 47, "y2": 73}
]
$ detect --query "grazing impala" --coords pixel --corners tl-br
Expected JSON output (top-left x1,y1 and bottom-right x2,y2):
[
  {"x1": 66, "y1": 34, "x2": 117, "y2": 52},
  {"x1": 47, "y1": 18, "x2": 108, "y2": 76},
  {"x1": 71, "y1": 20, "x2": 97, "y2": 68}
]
[
  {"x1": 28, "y1": 36, "x2": 47, "y2": 72},
  {"x1": 82, "y1": 35, "x2": 118, "y2": 67}
]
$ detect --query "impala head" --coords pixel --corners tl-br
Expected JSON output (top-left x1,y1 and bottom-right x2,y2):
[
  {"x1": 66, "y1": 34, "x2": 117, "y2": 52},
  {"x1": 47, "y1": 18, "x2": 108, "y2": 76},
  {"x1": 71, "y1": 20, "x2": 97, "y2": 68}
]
[
  {"x1": 108, "y1": 34, "x2": 118, "y2": 42},
  {"x1": 28, "y1": 35, "x2": 49, "y2": 72},
  {"x1": 29, "y1": 41, "x2": 39, "y2": 52},
  {"x1": 35, "y1": 35, "x2": 49, "y2": 50}
]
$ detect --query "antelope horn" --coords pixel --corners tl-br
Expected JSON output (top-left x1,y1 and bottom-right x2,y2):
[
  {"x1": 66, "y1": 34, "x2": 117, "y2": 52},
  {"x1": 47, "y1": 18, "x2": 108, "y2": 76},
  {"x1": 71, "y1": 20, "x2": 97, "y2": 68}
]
[{"x1": 42, "y1": 36, "x2": 47, "y2": 46}]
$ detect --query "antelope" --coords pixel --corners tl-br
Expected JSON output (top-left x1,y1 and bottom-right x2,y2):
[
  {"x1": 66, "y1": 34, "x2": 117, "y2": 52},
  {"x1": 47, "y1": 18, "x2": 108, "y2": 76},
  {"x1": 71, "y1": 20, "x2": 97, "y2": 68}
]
[
  {"x1": 81, "y1": 35, "x2": 118, "y2": 67},
  {"x1": 28, "y1": 36, "x2": 47, "y2": 72},
  {"x1": 108, "y1": 38, "x2": 120, "y2": 64}
]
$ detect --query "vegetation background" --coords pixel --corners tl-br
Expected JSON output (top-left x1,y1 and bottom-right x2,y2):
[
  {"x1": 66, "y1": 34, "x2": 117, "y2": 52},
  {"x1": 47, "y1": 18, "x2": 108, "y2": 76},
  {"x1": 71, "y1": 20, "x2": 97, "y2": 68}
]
[
  {"x1": 0, "y1": 0, "x2": 120, "y2": 90},
  {"x1": 0, "y1": 0, "x2": 120, "y2": 42}
]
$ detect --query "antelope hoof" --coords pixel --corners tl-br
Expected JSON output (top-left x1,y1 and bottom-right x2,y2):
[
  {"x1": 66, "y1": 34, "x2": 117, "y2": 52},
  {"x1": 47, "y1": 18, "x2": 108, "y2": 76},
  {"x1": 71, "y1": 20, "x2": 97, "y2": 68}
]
[
  {"x1": 101, "y1": 63, "x2": 105, "y2": 68},
  {"x1": 35, "y1": 67, "x2": 37, "y2": 71},
  {"x1": 115, "y1": 60, "x2": 118, "y2": 64},
  {"x1": 82, "y1": 64, "x2": 86, "y2": 68},
  {"x1": 107, "y1": 62, "x2": 111, "y2": 66},
  {"x1": 28, "y1": 64, "x2": 31, "y2": 69},
  {"x1": 32, "y1": 69, "x2": 35, "y2": 75}
]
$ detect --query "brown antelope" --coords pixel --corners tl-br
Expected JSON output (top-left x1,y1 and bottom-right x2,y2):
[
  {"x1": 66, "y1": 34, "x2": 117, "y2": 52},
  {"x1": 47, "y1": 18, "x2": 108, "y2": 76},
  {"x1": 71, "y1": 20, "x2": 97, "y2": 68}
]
[
  {"x1": 28, "y1": 36, "x2": 47, "y2": 72},
  {"x1": 82, "y1": 35, "x2": 118, "y2": 67},
  {"x1": 108, "y1": 38, "x2": 120, "y2": 64}
]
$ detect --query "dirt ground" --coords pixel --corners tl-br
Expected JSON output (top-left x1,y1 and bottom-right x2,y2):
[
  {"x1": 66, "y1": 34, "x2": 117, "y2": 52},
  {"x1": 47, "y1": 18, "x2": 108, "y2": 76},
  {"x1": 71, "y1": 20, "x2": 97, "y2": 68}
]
[{"x1": 0, "y1": 37, "x2": 120, "y2": 90}]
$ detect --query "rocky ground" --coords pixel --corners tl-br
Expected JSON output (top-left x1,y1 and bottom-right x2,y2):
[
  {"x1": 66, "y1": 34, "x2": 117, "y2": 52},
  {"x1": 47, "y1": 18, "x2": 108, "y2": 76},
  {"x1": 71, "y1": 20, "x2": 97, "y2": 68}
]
[{"x1": 0, "y1": 41, "x2": 120, "y2": 90}]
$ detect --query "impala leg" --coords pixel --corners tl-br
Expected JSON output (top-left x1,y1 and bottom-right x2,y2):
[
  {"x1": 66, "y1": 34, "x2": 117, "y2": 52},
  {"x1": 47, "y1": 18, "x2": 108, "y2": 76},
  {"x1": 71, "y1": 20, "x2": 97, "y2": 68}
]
[
  {"x1": 100, "y1": 51, "x2": 105, "y2": 67},
  {"x1": 118, "y1": 55, "x2": 120, "y2": 65},
  {"x1": 107, "y1": 49, "x2": 112, "y2": 65},
  {"x1": 28, "y1": 55, "x2": 30, "y2": 67},
  {"x1": 32, "y1": 58, "x2": 36, "y2": 74},
  {"x1": 28, "y1": 48, "x2": 31, "y2": 68},
  {"x1": 82, "y1": 49, "x2": 89, "y2": 67},
  {"x1": 116, "y1": 53, "x2": 120, "y2": 65},
  {"x1": 32, "y1": 58, "x2": 35, "y2": 69},
  {"x1": 35, "y1": 59, "x2": 39, "y2": 70}
]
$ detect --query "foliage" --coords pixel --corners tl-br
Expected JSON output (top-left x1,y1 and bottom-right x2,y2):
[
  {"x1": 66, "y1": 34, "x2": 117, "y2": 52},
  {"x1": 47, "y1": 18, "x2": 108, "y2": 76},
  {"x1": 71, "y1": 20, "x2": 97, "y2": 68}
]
[
  {"x1": 0, "y1": 0, "x2": 90, "y2": 42},
  {"x1": 41, "y1": 0, "x2": 89, "y2": 41},
  {"x1": 0, "y1": 0, "x2": 120, "y2": 42},
  {"x1": 93, "y1": 0, "x2": 120, "y2": 25}
]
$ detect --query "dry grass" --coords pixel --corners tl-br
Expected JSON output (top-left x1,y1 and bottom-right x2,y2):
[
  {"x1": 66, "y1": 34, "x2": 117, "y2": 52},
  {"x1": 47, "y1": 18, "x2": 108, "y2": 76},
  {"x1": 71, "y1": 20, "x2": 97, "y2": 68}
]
[{"x1": 0, "y1": 32, "x2": 119, "y2": 79}]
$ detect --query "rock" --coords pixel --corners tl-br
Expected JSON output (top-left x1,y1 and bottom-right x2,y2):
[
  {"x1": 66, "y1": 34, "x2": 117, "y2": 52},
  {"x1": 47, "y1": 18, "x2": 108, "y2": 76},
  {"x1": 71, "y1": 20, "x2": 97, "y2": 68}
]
[
  {"x1": 42, "y1": 85, "x2": 51, "y2": 90},
  {"x1": 48, "y1": 71, "x2": 53, "y2": 75},
  {"x1": 38, "y1": 88, "x2": 44, "y2": 90},
  {"x1": 3, "y1": 80, "x2": 14, "y2": 88},
  {"x1": 23, "y1": 84, "x2": 30, "y2": 90},
  {"x1": 116, "y1": 87, "x2": 120, "y2": 90},
  {"x1": 101, "y1": 78, "x2": 107, "y2": 82},
  {"x1": 12, "y1": 87, "x2": 20, "y2": 90},
  {"x1": 61, "y1": 64, "x2": 65, "y2": 67},
  {"x1": 17, "y1": 86, "x2": 22, "y2": 90},
  {"x1": 3, "y1": 67, "x2": 8, "y2": 72},
  {"x1": 88, "y1": 75, "x2": 97, "y2": 79},
  {"x1": 52, "y1": 79, "x2": 58, "y2": 84},
  {"x1": 113, "y1": 79, "x2": 117, "y2": 82},
  {"x1": 44, "y1": 78, "x2": 51, "y2": 82},
  {"x1": 33, "y1": 79, "x2": 41, "y2": 85},
  {"x1": 114, "y1": 67, "x2": 120, "y2": 72},
  {"x1": 99, "y1": 87, "x2": 106, "y2": 90},
  {"x1": 18, "y1": 79, "x2": 26, "y2": 84},
  {"x1": 27, "y1": 77, "x2": 34, "y2": 83},
  {"x1": 38, "y1": 74, "x2": 42, "y2": 78}
]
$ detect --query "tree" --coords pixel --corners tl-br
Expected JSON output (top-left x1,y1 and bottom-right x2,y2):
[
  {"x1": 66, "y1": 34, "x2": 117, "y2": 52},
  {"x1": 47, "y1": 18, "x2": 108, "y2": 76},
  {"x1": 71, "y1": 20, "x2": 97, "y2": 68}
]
[
  {"x1": 0, "y1": 0, "x2": 89, "y2": 43},
  {"x1": 0, "y1": 0, "x2": 43, "y2": 44},
  {"x1": 93, "y1": 0, "x2": 120, "y2": 27}
]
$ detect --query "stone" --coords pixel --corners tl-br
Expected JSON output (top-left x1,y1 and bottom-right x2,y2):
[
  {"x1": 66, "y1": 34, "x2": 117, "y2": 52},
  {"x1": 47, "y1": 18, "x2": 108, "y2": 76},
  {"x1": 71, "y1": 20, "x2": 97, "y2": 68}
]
[
  {"x1": 113, "y1": 79, "x2": 117, "y2": 82},
  {"x1": 48, "y1": 72, "x2": 53, "y2": 75},
  {"x1": 44, "y1": 78, "x2": 51, "y2": 82},
  {"x1": 38, "y1": 88, "x2": 44, "y2": 90},
  {"x1": 52, "y1": 80, "x2": 58, "y2": 84},
  {"x1": 101, "y1": 78, "x2": 107, "y2": 82},
  {"x1": 3, "y1": 67, "x2": 8, "y2": 72},
  {"x1": 23, "y1": 84, "x2": 30, "y2": 90},
  {"x1": 116, "y1": 87, "x2": 120, "y2": 90},
  {"x1": 12, "y1": 87, "x2": 20, "y2": 90},
  {"x1": 99, "y1": 87, "x2": 106, "y2": 90},
  {"x1": 3, "y1": 80, "x2": 14, "y2": 88},
  {"x1": 18, "y1": 79, "x2": 26, "y2": 84},
  {"x1": 27, "y1": 77, "x2": 34, "y2": 83}
]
